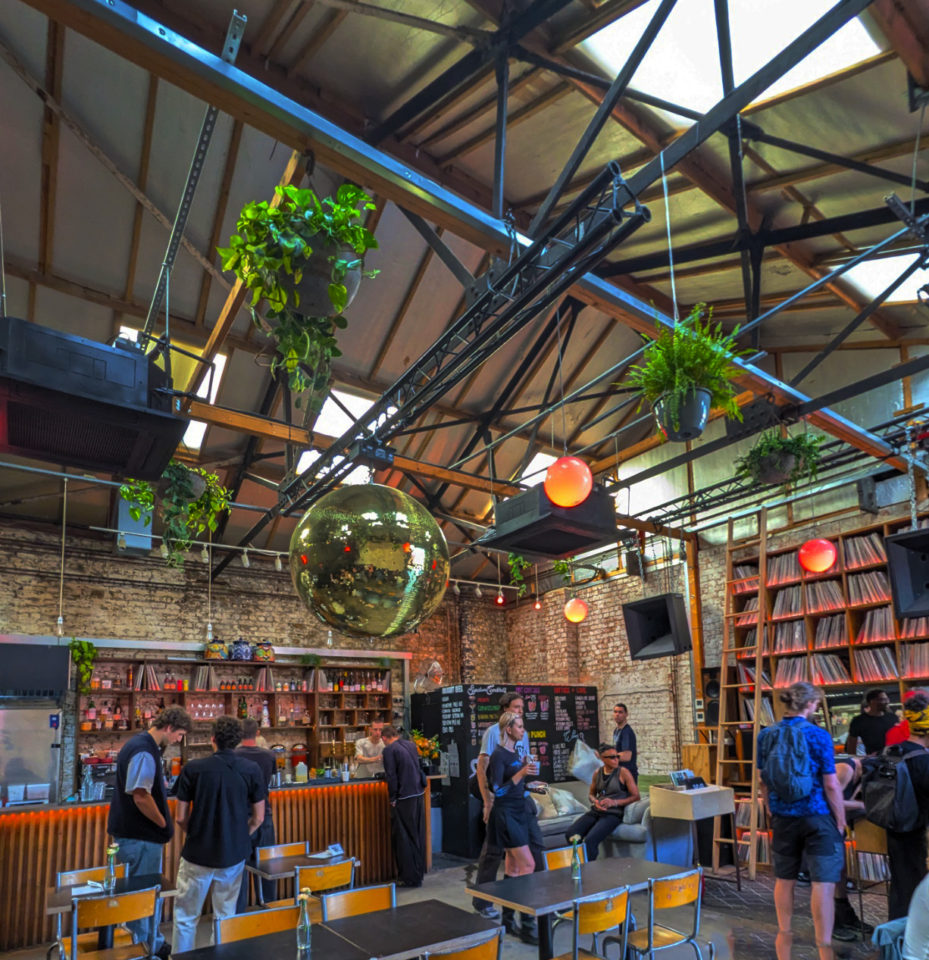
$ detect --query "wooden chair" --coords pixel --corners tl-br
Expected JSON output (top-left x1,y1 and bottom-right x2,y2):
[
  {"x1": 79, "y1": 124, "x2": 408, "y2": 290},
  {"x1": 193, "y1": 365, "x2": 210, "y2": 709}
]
[
  {"x1": 543, "y1": 846, "x2": 589, "y2": 938},
  {"x1": 626, "y1": 868, "x2": 715, "y2": 960},
  {"x1": 554, "y1": 886, "x2": 630, "y2": 960},
  {"x1": 55, "y1": 865, "x2": 133, "y2": 955},
  {"x1": 851, "y1": 818, "x2": 889, "y2": 928},
  {"x1": 319, "y1": 883, "x2": 396, "y2": 921},
  {"x1": 422, "y1": 928, "x2": 503, "y2": 960},
  {"x1": 253, "y1": 842, "x2": 310, "y2": 906},
  {"x1": 264, "y1": 856, "x2": 358, "y2": 914},
  {"x1": 214, "y1": 904, "x2": 301, "y2": 944},
  {"x1": 64, "y1": 886, "x2": 160, "y2": 960}
]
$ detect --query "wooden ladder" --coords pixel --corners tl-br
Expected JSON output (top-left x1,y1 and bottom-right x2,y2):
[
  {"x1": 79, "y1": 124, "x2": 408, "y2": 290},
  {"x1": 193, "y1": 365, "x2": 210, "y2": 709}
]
[{"x1": 712, "y1": 509, "x2": 768, "y2": 880}]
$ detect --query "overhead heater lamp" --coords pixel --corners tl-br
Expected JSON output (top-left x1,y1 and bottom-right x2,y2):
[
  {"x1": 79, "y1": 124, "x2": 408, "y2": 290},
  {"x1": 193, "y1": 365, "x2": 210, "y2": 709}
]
[{"x1": 544, "y1": 456, "x2": 593, "y2": 508}]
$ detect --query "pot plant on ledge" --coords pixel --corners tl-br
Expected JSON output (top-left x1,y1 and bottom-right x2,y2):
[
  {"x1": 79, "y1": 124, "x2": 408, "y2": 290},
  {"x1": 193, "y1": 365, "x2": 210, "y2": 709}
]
[
  {"x1": 735, "y1": 430, "x2": 825, "y2": 486},
  {"x1": 218, "y1": 183, "x2": 379, "y2": 412},
  {"x1": 626, "y1": 302, "x2": 752, "y2": 442},
  {"x1": 119, "y1": 459, "x2": 230, "y2": 567}
]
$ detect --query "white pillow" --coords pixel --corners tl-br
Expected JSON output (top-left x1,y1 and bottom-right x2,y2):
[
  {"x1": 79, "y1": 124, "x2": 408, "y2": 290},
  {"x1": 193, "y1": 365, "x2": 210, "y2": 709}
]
[
  {"x1": 548, "y1": 786, "x2": 587, "y2": 817},
  {"x1": 532, "y1": 790, "x2": 559, "y2": 820}
]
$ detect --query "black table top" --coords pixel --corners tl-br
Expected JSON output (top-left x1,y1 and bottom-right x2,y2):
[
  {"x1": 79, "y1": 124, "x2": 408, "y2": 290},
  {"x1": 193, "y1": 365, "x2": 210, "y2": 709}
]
[
  {"x1": 46, "y1": 873, "x2": 175, "y2": 914},
  {"x1": 247, "y1": 853, "x2": 352, "y2": 880},
  {"x1": 174, "y1": 925, "x2": 366, "y2": 960},
  {"x1": 323, "y1": 898, "x2": 499, "y2": 960},
  {"x1": 471, "y1": 857, "x2": 686, "y2": 916}
]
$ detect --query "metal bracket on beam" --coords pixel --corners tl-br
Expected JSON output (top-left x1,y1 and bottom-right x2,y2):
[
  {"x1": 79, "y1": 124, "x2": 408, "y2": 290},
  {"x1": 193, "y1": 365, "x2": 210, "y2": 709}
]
[
  {"x1": 723, "y1": 396, "x2": 782, "y2": 439},
  {"x1": 908, "y1": 72, "x2": 929, "y2": 114}
]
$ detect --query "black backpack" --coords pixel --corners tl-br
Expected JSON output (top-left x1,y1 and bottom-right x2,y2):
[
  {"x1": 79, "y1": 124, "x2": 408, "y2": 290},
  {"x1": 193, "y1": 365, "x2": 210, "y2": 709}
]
[
  {"x1": 760, "y1": 720, "x2": 814, "y2": 803},
  {"x1": 861, "y1": 745, "x2": 929, "y2": 833}
]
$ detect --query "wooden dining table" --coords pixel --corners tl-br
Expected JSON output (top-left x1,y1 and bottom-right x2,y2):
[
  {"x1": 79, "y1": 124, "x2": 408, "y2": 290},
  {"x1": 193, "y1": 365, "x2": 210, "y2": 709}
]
[
  {"x1": 471, "y1": 857, "x2": 686, "y2": 960},
  {"x1": 245, "y1": 853, "x2": 353, "y2": 882},
  {"x1": 172, "y1": 898, "x2": 499, "y2": 960}
]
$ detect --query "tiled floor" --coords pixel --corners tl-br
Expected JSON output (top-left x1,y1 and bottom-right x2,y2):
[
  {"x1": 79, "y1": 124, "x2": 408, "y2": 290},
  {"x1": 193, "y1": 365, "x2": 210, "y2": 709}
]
[{"x1": 2, "y1": 856, "x2": 886, "y2": 960}]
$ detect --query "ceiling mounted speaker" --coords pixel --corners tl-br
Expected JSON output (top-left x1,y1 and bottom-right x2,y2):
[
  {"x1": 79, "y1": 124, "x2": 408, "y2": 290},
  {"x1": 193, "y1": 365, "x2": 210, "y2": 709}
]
[
  {"x1": 886, "y1": 529, "x2": 929, "y2": 619},
  {"x1": 622, "y1": 593, "x2": 692, "y2": 661}
]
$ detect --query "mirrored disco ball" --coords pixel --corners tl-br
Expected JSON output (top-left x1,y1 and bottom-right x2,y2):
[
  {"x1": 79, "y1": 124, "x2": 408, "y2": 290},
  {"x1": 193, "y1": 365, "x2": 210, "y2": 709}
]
[{"x1": 289, "y1": 484, "x2": 450, "y2": 638}]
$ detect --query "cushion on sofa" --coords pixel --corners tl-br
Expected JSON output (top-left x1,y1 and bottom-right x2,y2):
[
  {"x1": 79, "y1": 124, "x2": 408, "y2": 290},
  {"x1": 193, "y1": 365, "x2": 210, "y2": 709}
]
[
  {"x1": 622, "y1": 798, "x2": 649, "y2": 825},
  {"x1": 548, "y1": 787, "x2": 587, "y2": 817},
  {"x1": 612, "y1": 821, "x2": 649, "y2": 843},
  {"x1": 532, "y1": 790, "x2": 559, "y2": 820}
]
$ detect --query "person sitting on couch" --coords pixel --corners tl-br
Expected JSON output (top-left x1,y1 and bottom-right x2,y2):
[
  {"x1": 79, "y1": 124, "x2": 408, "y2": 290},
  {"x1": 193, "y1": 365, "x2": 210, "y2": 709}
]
[{"x1": 565, "y1": 742, "x2": 639, "y2": 860}]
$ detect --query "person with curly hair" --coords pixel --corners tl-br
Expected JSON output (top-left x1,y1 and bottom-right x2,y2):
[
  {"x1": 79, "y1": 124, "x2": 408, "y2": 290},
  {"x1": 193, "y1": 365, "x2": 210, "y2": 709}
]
[{"x1": 171, "y1": 716, "x2": 266, "y2": 953}]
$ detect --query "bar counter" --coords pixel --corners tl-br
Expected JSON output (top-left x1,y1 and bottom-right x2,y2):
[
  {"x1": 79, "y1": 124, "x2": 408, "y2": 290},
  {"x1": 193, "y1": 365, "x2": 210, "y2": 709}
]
[{"x1": 0, "y1": 779, "x2": 394, "y2": 950}]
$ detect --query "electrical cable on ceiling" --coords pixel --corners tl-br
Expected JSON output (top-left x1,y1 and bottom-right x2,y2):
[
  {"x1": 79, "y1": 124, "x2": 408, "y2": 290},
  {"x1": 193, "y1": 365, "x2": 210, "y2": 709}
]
[
  {"x1": 0, "y1": 191, "x2": 7, "y2": 320},
  {"x1": 659, "y1": 150, "x2": 680, "y2": 323}
]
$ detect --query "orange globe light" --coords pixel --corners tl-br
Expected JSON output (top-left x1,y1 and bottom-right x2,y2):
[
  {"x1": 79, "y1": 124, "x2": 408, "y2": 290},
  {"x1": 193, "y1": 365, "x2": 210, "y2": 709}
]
[
  {"x1": 798, "y1": 538, "x2": 837, "y2": 574},
  {"x1": 544, "y1": 457, "x2": 593, "y2": 508},
  {"x1": 564, "y1": 597, "x2": 589, "y2": 623}
]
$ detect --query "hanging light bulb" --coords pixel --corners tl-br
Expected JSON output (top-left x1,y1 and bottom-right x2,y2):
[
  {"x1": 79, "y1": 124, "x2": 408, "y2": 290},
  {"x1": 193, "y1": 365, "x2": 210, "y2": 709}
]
[
  {"x1": 117, "y1": 531, "x2": 127, "y2": 550},
  {"x1": 159, "y1": 540, "x2": 169, "y2": 559},
  {"x1": 544, "y1": 456, "x2": 593, "y2": 508},
  {"x1": 533, "y1": 596, "x2": 542, "y2": 611},
  {"x1": 474, "y1": 585, "x2": 483, "y2": 599},
  {"x1": 241, "y1": 549, "x2": 250, "y2": 569},
  {"x1": 564, "y1": 597, "x2": 589, "y2": 623},
  {"x1": 55, "y1": 615, "x2": 64, "y2": 638},
  {"x1": 452, "y1": 581, "x2": 461, "y2": 595},
  {"x1": 496, "y1": 589, "x2": 505, "y2": 605},
  {"x1": 201, "y1": 544, "x2": 210, "y2": 564},
  {"x1": 274, "y1": 554, "x2": 283, "y2": 572}
]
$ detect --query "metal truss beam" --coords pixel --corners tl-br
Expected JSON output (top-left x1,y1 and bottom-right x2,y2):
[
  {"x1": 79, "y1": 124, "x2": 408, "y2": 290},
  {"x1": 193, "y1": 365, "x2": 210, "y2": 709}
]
[{"x1": 398, "y1": 208, "x2": 474, "y2": 290}]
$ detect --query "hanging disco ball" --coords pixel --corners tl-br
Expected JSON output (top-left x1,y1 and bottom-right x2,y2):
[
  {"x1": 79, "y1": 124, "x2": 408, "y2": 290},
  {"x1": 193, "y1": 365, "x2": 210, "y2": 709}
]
[
  {"x1": 289, "y1": 484, "x2": 450, "y2": 638},
  {"x1": 798, "y1": 538, "x2": 837, "y2": 574},
  {"x1": 544, "y1": 456, "x2": 594, "y2": 508}
]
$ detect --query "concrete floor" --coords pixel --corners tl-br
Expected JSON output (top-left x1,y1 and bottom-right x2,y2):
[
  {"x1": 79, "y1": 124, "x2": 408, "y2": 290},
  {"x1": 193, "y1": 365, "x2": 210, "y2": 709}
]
[{"x1": 1, "y1": 857, "x2": 886, "y2": 960}]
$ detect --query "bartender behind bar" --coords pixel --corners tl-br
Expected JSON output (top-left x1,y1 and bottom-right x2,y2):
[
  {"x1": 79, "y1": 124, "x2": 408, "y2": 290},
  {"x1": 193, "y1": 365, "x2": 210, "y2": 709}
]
[{"x1": 354, "y1": 720, "x2": 386, "y2": 777}]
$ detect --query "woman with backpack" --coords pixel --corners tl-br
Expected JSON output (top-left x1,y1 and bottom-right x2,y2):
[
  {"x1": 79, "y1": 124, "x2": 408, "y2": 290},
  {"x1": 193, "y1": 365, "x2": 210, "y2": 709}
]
[{"x1": 881, "y1": 691, "x2": 929, "y2": 919}]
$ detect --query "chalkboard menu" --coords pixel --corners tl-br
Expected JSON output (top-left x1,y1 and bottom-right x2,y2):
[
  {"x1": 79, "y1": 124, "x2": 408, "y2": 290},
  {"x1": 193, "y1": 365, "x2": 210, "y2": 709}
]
[{"x1": 411, "y1": 683, "x2": 599, "y2": 857}]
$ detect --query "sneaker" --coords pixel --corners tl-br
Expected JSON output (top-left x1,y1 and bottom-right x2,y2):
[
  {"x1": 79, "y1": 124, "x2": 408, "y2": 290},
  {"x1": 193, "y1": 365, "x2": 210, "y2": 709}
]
[
  {"x1": 834, "y1": 900, "x2": 873, "y2": 936},
  {"x1": 796, "y1": 871, "x2": 811, "y2": 885},
  {"x1": 832, "y1": 926, "x2": 859, "y2": 943},
  {"x1": 155, "y1": 944, "x2": 171, "y2": 960},
  {"x1": 475, "y1": 903, "x2": 501, "y2": 920}
]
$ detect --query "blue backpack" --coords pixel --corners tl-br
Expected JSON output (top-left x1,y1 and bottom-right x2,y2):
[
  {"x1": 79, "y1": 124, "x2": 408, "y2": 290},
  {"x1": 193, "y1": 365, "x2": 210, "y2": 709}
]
[{"x1": 761, "y1": 720, "x2": 814, "y2": 803}]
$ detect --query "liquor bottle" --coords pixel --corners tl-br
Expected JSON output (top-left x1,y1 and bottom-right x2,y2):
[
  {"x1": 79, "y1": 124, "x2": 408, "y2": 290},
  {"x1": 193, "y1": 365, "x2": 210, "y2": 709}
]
[
  {"x1": 261, "y1": 700, "x2": 270, "y2": 728},
  {"x1": 134, "y1": 705, "x2": 142, "y2": 729},
  {"x1": 86, "y1": 699, "x2": 97, "y2": 721},
  {"x1": 126, "y1": 665, "x2": 133, "y2": 689},
  {"x1": 237, "y1": 696, "x2": 248, "y2": 719}
]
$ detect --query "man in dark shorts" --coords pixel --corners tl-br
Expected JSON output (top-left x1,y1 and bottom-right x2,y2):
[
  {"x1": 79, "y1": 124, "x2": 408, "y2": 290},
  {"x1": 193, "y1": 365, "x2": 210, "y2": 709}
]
[
  {"x1": 758, "y1": 682, "x2": 846, "y2": 960},
  {"x1": 235, "y1": 718, "x2": 277, "y2": 909},
  {"x1": 845, "y1": 689, "x2": 896, "y2": 756}
]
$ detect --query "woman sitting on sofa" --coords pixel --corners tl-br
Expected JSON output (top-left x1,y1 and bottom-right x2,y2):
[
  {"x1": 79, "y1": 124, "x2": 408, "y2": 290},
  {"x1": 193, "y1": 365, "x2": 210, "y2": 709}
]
[{"x1": 566, "y1": 742, "x2": 639, "y2": 860}]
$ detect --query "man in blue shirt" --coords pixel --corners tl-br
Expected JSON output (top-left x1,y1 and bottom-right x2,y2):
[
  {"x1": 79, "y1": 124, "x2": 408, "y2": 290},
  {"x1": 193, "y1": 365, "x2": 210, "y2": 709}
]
[
  {"x1": 758, "y1": 682, "x2": 846, "y2": 960},
  {"x1": 612, "y1": 703, "x2": 638, "y2": 782}
]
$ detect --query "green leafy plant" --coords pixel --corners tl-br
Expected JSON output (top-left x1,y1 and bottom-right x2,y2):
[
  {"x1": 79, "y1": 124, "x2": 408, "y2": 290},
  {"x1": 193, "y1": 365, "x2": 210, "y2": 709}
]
[
  {"x1": 507, "y1": 553, "x2": 532, "y2": 597},
  {"x1": 552, "y1": 559, "x2": 572, "y2": 585},
  {"x1": 68, "y1": 638, "x2": 96, "y2": 694},
  {"x1": 735, "y1": 430, "x2": 825, "y2": 485},
  {"x1": 300, "y1": 653, "x2": 322, "y2": 667},
  {"x1": 625, "y1": 303, "x2": 752, "y2": 433},
  {"x1": 119, "y1": 460, "x2": 230, "y2": 567},
  {"x1": 217, "y1": 183, "x2": 378, "y2": 406}
]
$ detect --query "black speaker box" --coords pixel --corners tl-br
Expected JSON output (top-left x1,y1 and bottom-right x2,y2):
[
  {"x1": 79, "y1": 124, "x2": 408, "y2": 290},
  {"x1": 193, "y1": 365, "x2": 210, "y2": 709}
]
[
  {"x1": 702, "y1": 668, "x2": 721, "y2": 727},
  {"x1": 622, "y1": 593, "x2": 692, "y2": 661},
  {"x1": 886, "y1": 529, "x2": 929, "y2": 619}
]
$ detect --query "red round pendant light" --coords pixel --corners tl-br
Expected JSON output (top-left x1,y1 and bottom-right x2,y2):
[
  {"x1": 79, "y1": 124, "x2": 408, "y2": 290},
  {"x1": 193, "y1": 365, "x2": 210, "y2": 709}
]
[
  {"x1": 544, "y1": 457, "x2": 593, "y2": 508},
  {"x1": 563, "y1": 597, "x2": 589, "y2": 623},
  {"x1": 798, "y1": 538, "x2": 837, "y2": 574}
]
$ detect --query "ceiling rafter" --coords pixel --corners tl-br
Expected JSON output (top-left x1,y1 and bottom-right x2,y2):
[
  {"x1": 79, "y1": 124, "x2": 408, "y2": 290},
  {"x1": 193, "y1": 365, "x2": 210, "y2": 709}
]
[
  {"x1": 869, "y1": 0, "x2": 929, "y2": 88},
  {"x1": 249, "y1": 0, "x2": 299, "y2": 59},
  {"x1": 287, "y1": 8, "x2": 347, "y2": 78},
  {"x1": 38, "y1": 19, "x2": 63, "y2": 276}
]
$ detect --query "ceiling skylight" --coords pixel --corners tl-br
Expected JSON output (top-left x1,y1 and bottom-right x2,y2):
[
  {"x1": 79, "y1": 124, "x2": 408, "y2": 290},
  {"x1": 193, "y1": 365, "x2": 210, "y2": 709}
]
[
  {"x1": 843, "y1": 254, "x2": 928, "y2": 304},
  {"x1": 519, "y1": 451, "x2": 556, "y2": 487},
  {"x1": 580, "y1": 0, "x2": 881, "y2": 122}
]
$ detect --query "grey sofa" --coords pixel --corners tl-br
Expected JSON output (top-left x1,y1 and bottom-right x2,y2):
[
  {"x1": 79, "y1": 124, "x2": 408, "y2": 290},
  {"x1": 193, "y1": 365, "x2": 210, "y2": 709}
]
[{"x1": 535, "y1": 780, "x2": 693, "y2": 866}]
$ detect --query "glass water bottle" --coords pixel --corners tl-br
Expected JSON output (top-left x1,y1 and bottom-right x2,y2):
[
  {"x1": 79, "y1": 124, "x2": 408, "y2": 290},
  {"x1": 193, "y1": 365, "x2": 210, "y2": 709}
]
[{"x1": 296, "y1": 889, "x2": 312, "y2": 956}]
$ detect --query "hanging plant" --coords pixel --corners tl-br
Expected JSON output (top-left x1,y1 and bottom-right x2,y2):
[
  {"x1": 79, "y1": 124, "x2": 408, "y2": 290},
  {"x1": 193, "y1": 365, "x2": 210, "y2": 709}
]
[
  {"x1": 119, "y1": 460, "x2": 230, "y2": 567},
  {"x1": 735, "y1": 430, "x2": 825, "y2": 486},
  {"x1": 625, "y1": 303, "x2": 752, "y2": 441},
  {"x1": 68, "y1": 638, "x2": 96, "y2": 694},
  {"x1": 507, "y1": 553, "x2": 532, "y2": 597},
  {"x1": 218, "y1": 183, "x2": 379, "y2": 410},
  {"x1": 552, "y1": 559, "x2": 572, "y2": 585}
]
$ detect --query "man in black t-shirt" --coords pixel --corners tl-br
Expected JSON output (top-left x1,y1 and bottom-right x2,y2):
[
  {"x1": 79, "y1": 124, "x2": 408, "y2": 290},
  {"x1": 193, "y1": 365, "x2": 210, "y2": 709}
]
[
  {"x1": 846, "y1": 689, "x2": 896, "y2": 755},
  {"x1": 612, "y1": 703, "x2": 638, "y2": 782},
  {"x1": 235, "y1": 718, "x2": 277, "y2": 910},
  {"x1": 171, "y1": 717, "x2": 266, "y2": 952}
]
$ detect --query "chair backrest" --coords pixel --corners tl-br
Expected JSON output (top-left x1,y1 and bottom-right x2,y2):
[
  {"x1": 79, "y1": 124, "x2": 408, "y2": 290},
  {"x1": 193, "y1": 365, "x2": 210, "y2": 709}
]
[
  {"x1": 647, "y1": 869, "x2": 703, "y2": 946},
  {"x1": 320, "y1": 883, "x2": 396, "y2": 921},
  {"x1": 72, "y1": 887, "x2": 159, "y2": 959},
  {"x1": 566, "y1": 888, "x2": 629, "y2": 960},
  {"x1": 424, "y1": 928, "x2": 503, "y2": 960},
  {"x1": 58, "y1": 863, "x2": 128, "y2": 886},
  {"x1": 543, "y1": 845, "x2": 588, "y2": 871},
  {"x1": 215, "y1": 904, "x2": 301, "y2": 943},
  {"x1": 295, "y1": 859, "x2": 356, "y2": 893},
  {"x1": 854, "y1": 818, "x2": 888, "y2": 855},
  {"x1": 257, "y1": 841, "x2": 309, "y2": 861}
]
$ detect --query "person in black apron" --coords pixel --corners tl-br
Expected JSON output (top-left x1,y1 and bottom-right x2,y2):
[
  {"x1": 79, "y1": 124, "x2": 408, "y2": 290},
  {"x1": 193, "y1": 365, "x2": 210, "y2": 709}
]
[{"x1": 565, "y1": 741, "x2": 639, "y2": 860}]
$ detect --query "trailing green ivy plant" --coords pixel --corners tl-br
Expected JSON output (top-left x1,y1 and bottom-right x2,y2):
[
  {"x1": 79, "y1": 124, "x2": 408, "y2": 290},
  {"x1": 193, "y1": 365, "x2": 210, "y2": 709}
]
[
  {"x1": 735, "y1": 430, "x2": 825, "y2": 485},
  {"x1": 552, "y1": 559, "x2": 572, "y2": 585},
  {"x1": 120, "y1": 460, "x2": 230, "y2": 567},
  {"x1": 625, "y1": 303, "x2": 752, "y2": 433},
  {"x1": 507, "y1": 553, "x2": 532, "y2": 597},
  {"x1": 217, "y1": 183, "x2": 379, "y2": 408},
  {"x1": 68, "y1": 638, "x2": 96, "y2": 694}
]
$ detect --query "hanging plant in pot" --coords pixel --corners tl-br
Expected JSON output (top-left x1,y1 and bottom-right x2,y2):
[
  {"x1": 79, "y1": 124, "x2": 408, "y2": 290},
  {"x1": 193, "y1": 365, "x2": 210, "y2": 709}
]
[
  {"x1": 625, "y1": 303, "x2": 752, "y2": 442},
  {"x1": 735, "y1": 430, "x2": 825, "y2": 486},
  {"x1": 119, "y1": 460, "x2": 230, "y2": 567},
  {"x1": 218, "y1": 183, "x2": 378, "y2": 412}
]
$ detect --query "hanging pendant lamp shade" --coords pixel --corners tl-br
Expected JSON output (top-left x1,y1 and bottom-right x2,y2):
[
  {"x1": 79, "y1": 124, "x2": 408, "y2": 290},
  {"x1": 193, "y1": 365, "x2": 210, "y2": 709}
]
[
  {"x1": 564, "y1": 597, "x2": 588, "y2": 623},
  {"x1": 544, "y1": 457, "x2": 593, "y2": 508},
  {"x1": 798, "y1": 538, "x2": 837, "y2": 574}
]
